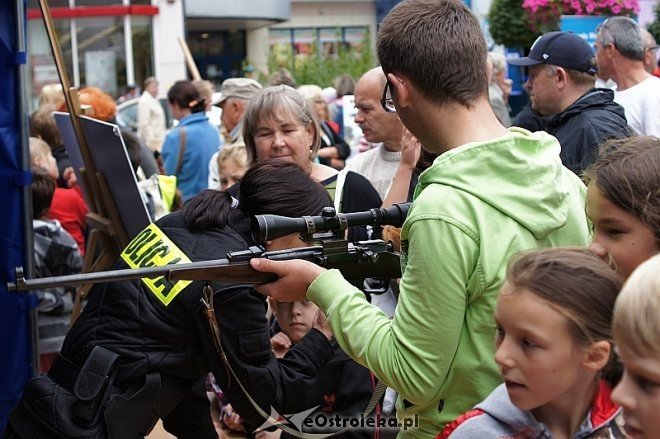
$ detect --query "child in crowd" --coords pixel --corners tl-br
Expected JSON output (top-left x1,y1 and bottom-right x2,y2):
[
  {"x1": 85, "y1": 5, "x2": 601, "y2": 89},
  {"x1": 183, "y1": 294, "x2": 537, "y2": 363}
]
[
  {"x1": 611, "y1": 254, "x2": 660, "y2": 439},
  {"x1": 29, "y1": 104, "x2": 76, "y2": 189},
  {"x1": 29, "y1": 137, "x2": 87, "y2": 255},
  {"x1": 264, "y1": 297, "x2": 381, "y2": 439},
  {"x1": 441, "y1": 248, "x2": 625, "y2": 438},
  {"x1": 585, "y1": 136, "x2": 659, "y2": 279},
  {"x1": 217, "y1": 143, "x2": 247, "y2": 191},
  {"x1": 31, "y1": 168, "x2": 83, "y2": 372}
]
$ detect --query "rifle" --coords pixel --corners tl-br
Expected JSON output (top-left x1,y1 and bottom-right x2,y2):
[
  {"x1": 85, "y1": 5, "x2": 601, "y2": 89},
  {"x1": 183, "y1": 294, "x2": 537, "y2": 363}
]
[{"x1": 8, "y1": 203, "x2": 410, "y2": 292}]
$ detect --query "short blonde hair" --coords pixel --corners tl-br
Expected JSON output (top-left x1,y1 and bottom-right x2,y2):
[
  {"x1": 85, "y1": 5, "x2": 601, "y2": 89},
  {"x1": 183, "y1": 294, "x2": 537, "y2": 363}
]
[
  {"x1": 613, "y1": 254, "x2": 660, "y2": 357},
  {"x1": 39, "y1": 83, "x2": 65, "y2": 108},
  {"x1": 29, "y1": 136, "x2": 51, "y2": 164},
  {"x1": 218, "y1": 143, "x2": 247, "y2": 168}
]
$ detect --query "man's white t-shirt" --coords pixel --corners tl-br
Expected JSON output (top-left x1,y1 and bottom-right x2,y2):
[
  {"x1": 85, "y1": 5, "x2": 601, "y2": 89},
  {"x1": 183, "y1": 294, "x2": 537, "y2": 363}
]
[{"x1": 614, "y1": 75, "x2": 660, "y2": 137}]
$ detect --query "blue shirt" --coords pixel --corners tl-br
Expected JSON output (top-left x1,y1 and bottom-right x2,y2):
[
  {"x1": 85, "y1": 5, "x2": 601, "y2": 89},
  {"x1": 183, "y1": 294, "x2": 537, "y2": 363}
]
[{"x1": 162, "y1": 112, "x2": 220, "y2": 201}]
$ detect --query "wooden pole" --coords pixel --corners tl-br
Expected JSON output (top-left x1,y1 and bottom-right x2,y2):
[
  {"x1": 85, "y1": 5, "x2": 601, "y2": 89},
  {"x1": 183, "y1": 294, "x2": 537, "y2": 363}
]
[{"x1": 177, "y1": 36, "x2": 202, "y2": 81}]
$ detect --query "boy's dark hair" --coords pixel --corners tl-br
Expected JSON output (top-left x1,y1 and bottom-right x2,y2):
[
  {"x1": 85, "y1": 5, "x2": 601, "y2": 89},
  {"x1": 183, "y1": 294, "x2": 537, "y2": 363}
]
[
  {"x1": 239, "y1": 160, "x2": 332, "y2": 220},
  {"x1": 377, "y1": 0, "x2": 489, "y2": 108},
  {"x1": 167, "y1": 80, "x2": 205, "y2": 114},
  {"x1": 31, "y1": 167, "x2": 56, "y2": 219},
  {"x1": 584, "y1": 136, "x2": 660, "y2": 247},
  {"x1": 30, "y1": 105, "x2": 63, "y2": 149},
  {"x1": 506, "y1": 247, "x2": 624, "y2": 386}
]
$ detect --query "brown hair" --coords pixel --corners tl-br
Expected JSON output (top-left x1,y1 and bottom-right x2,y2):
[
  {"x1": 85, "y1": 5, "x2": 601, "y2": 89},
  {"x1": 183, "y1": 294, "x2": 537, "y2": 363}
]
[
  {"x1": 584, "y1": 136, "x2": 660, "y2": 247},
  {"x1": 613, "y1": 254, "x2": 660, "y2": 357},
  {"x1": 242, "y1": 85, "x2": 321, "y2": 166},
  {"x1": 377, "y1": 0, "x2": 489, "y2": 108},
  {"x1": 167, "y1": 80, "x2": 205, "y2": 114},
  {"x1": 30, "y1": 105, "x2": 62, "y2": 149},
  {"x1": 506, "y1": 247, "x2": 624, "y2": 386},
  {"x1": 566, "y1": 59, "x2": 598, "y2": 87},
  {"x1": 31, "y1": 166, "x2": 56, "y2": 219}
]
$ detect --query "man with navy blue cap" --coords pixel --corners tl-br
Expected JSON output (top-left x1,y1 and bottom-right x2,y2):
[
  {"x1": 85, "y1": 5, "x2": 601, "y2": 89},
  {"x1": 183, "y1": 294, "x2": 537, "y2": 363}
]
[{"x1": 509, "y1": 31, "x2": 631, "y2": 175}]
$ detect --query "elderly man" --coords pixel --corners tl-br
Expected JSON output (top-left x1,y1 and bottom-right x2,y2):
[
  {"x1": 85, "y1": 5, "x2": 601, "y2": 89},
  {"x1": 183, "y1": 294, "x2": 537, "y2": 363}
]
[
  {"x1": 208, "y1": 77, "x2": 262, "y2": 189},
  {"x1": 509, "y1": 31, "x2": 630, "y2": 175},
  {"x1": 137, "y1": 76, "x2": 166, "y2": 153},
  {"x1": 347, "y1": 67, "x2": 405, "y2": 199},
  {"x1": 596, "y1": 17, "x2": 660, "y2": 136}
]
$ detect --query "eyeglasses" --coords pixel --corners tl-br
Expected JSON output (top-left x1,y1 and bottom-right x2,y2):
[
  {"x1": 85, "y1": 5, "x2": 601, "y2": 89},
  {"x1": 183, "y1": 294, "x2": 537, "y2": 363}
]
[{"x1": 380, "y1": 80, "x2": 396, "y2": 113}]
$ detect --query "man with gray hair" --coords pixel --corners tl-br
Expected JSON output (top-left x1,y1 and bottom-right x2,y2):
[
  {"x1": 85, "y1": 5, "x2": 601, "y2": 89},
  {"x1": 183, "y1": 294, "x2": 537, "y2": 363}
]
[
  {"x1": 208, "y1": 77, "x2": 262, "y2": 189},
  {"x1": 487, "y1": 52, "x2": 512, "y2": 127},
  {"x1": 595, "y1": 17, "x2": 660, "y2": 136}
]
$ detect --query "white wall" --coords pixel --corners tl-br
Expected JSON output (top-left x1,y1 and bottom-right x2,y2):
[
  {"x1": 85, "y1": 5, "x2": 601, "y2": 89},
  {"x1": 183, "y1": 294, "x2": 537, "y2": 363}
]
[{"x1": 152, "y1": 0, "x2": 186, "y2": 94}]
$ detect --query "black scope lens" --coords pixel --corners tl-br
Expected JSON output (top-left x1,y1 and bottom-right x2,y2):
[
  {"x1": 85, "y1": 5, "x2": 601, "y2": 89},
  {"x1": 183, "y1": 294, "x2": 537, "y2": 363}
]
[{"x1": 252, "y1": 202, "x2": 411, "y2": 242}]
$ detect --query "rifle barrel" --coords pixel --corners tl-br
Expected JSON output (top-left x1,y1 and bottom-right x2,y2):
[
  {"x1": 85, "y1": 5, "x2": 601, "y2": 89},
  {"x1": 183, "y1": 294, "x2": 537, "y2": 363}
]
[{"x1": 7, "y1": 258, "x2": 231, "y2": 292}]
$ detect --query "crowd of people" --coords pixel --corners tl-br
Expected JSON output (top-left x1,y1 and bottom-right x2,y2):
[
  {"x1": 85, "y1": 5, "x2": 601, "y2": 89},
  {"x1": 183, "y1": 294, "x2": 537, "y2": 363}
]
[{"x1": 6, "y1": 1, "x2": 660, "y2": 438}]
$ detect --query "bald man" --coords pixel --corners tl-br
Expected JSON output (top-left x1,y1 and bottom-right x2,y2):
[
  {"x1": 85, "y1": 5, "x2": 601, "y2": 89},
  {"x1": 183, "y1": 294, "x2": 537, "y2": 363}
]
[{"x1": 347, "y1": 67, "x2": 405, "y2": 199}]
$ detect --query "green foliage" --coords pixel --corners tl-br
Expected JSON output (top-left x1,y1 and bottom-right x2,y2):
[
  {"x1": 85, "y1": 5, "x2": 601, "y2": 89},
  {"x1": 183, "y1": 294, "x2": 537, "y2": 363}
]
[
  {"x1": 268, "y1": 28, "x2": 375, "y2": 87},
  {"x1": 488, "y1": 0, "x2": 543, "y2": 49},
  {"x1": 648, "y1": 1, "x2": 660, "y2": 43}
]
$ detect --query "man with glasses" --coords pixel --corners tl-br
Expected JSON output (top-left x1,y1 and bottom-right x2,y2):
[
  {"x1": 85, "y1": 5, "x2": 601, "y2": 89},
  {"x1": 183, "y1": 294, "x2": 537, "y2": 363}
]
[
  {"x1": 347, "y1": 67, "x2": 405, "y2": 199},
  {"x1": 251, "y1": 0, "x2": 590, "y2": 436},
  {"x1": 508, "y1": 31, "x2": 631, "y2": 175},
  {"x1": 595, "y1": 16, "x2": 660, "y2": 136}
]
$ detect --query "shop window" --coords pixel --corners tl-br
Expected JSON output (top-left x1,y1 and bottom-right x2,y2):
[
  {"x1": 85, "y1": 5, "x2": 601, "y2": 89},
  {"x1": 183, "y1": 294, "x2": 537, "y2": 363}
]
[
  {"x1": 76, "y1": 16, "x2": 126, "y2": 97},
  {"x1": 28, "y1": 18, "x2": 72, "y2": 109},
  {"x1": 28, "y1": 0, "x2": 68, "y2": 8},
  {"x1": 74, "y1": 0, "x2": 123, "y2": 5},
  {"x1": 270, "y1": 26, "x2": 369, "y2": 61},
  {"x1": 131, "y1": 15, "x2": 154, "y2": 90}
]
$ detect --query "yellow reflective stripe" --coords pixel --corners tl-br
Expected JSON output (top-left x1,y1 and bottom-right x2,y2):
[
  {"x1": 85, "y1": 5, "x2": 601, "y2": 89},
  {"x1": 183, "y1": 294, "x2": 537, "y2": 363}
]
[
  {"x1": 121, "y1": 223, "x2": 192, "y2": 306},
  {"x1": 158, "y1": 175, "x2": 177, "y2": 213}
]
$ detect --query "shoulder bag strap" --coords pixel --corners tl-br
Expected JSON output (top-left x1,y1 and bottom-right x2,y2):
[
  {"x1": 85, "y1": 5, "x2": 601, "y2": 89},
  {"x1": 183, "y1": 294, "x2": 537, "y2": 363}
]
[{"x1": 174, "y1": 127, "x2": 187, "y2": 177}]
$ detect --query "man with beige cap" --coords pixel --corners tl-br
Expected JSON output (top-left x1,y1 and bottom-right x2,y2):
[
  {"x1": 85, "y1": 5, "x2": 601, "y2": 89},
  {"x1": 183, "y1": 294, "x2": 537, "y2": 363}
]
[{"x1": 208, "y1": 77, "x2": 262, "y2": 189}]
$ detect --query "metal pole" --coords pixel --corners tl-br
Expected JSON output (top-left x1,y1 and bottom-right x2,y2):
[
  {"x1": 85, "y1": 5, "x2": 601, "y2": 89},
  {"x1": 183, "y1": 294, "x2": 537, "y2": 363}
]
[{"x1": 15, "y1": 0, "x2": 39, "y2": 377}]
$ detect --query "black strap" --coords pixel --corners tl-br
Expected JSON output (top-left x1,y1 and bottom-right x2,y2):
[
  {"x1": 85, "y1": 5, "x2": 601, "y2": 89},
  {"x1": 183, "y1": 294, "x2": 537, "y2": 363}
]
[
  {"x1": 200, "y1": 283, "x2": 387, "y2": 438},
  {"x1": 174, "y1": 127, "x2": 186, "y2": 177}
]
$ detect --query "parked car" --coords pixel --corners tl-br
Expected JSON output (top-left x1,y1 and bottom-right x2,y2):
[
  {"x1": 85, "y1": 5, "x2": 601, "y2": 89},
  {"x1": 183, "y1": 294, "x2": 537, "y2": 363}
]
[
  {"x1": 116, "y1": 92, "x2": 222, "y2": 132},
  {"x1": 115, "y1": 96, "x2": 173, "y2": 133}
]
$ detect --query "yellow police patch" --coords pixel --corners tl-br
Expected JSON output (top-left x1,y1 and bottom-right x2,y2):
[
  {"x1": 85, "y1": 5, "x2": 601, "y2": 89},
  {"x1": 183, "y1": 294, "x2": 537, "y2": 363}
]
[{"x1": 121, "y1": 223, "x2": 192, "y2": 306}]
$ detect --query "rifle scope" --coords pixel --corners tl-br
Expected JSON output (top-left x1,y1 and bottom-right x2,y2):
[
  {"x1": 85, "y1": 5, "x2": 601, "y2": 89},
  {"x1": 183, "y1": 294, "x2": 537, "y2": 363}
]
[{"x1": 252, "y1": 202, "x2": 411, "y2": 243}]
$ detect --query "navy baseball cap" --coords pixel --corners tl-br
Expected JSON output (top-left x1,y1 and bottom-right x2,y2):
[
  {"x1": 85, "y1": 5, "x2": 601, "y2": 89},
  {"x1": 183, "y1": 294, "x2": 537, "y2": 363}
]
[{"x1": 508, "y1": 31, "x2": 598, "y2": 75}]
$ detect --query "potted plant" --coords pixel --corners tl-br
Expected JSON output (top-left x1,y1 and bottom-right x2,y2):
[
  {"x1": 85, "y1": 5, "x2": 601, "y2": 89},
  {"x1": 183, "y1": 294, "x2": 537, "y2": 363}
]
[
  {"x1": 523, "y1": 0, "x2": 640, "y2": 34},
  {"x1": 488, "y1": 0, "x2": 541, "y2": 48}
]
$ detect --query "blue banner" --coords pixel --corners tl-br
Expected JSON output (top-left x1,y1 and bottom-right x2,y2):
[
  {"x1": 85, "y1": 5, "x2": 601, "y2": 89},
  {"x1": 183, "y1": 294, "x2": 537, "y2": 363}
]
[{"x1": 560, "y1": 15, "x2": 608, "y2": 47}]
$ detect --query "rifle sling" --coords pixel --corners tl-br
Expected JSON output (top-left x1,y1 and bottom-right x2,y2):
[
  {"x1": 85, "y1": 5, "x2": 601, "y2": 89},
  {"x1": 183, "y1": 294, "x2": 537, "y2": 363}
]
[{"x1": 200, "y1": 283, "x2": 387, "y2": 438}]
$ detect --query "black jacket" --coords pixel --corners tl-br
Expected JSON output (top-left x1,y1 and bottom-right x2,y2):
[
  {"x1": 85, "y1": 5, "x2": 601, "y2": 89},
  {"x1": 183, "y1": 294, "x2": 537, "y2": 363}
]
[
  {"x1": 545, "y1": 88, "x2": 632, "y2": 176},
  {"x1": 281, "y1": 341, "x2": 379, "y2": 439},
  {"x1": 6, "y1": 210, "x2": 334, "y2": 439}
]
